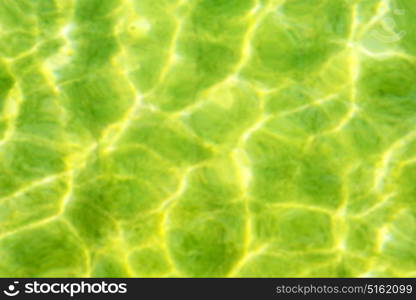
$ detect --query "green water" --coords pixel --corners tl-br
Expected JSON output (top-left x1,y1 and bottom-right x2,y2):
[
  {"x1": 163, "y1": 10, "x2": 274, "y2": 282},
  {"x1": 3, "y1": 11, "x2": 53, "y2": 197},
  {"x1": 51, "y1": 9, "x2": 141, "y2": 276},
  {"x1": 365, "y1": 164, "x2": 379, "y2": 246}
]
[{"x1": 0, "y1": 0, "x2": 415, "y2": 277}]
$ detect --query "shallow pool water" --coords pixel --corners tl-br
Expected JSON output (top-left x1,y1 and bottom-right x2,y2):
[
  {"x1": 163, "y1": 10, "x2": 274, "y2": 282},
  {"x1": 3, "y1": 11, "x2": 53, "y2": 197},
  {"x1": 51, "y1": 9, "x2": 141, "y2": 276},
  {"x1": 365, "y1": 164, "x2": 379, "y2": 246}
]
[{"x1": 0, "y1": 0, "x2": 415, "y2": 277}]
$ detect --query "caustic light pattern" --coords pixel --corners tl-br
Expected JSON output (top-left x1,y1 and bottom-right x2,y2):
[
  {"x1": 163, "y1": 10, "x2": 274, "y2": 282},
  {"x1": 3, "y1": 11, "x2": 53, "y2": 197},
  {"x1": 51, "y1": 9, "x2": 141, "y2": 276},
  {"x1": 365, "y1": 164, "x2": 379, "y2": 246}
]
[{"x1": 0, "y1": 0, "x2": 415, "y2": 277}]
